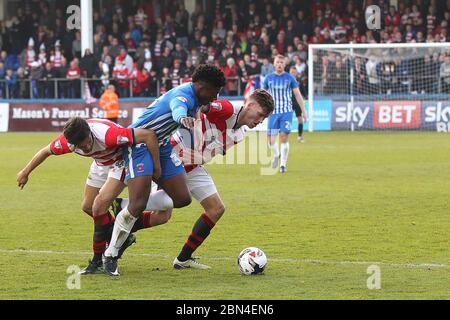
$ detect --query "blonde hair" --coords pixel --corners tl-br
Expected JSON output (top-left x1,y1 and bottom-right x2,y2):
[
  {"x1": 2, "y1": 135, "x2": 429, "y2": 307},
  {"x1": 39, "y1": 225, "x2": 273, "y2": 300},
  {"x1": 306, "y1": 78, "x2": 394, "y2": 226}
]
[{"x1": 274, "y1": 54, "x2": 286, "y2": 62}]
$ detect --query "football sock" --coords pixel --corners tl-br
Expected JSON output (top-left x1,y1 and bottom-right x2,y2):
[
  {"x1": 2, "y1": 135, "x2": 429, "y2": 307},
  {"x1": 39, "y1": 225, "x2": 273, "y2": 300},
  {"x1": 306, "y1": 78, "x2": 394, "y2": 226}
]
[
  {"x1": 280, "y1": 142, "x2": 290, "y2": 167},
  {"x1": 270, "y1": 141, "x2": 280, "y2": 158},
  {"x1": 120, "y1": 190, "x2": 173, "y2": 211},
  {"x1": 92, "y1": 212, "x2": 114, "y2": 261},
  {"x1": 298, "y1": 123, "x2": 303, "y2": 137},
  {"x1": 131, "y1": 211, "x2": 154, "y2": 232},
  {"x1": 104, "y1": 207, "x2": 137, "y2": 258},
  {"x1": 177, "y1": 213, "x2": 215, "y2": 262}
]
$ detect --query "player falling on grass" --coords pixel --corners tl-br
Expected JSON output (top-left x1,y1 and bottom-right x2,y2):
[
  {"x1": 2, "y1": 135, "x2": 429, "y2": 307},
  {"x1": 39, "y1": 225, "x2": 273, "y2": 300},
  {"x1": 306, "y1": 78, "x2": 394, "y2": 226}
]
[
  {"x1": 111, "y1": 90, "x2": 274, "y2": 270},
  {"x1": 263, "y1": 55, "x2": 307, "y2": 173},
  {"x1": 16, "y1": 117, "x2": 161, "y2": 273},
  {"x1": 102, "y1": 64, "x2": 225, "y2": 276}
]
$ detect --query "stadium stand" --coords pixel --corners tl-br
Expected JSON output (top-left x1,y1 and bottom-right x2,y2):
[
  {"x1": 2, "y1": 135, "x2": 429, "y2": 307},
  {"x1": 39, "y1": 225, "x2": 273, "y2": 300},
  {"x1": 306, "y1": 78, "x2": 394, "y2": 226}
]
[{"x1": 0, "y1": 0, "x2": 450, "y2": 99}]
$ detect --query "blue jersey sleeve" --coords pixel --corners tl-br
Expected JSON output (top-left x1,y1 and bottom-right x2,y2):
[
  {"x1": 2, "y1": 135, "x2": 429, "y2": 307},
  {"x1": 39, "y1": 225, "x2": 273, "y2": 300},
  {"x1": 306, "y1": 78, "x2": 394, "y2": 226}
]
[
  {"x1": 170, "y1": 96, "x2": 190, "y2": 123},
  {"x1": 262, "y1": 75, "x2": 269, "y2": 90},
  {"x1": 289, "y1": 74, "x2": 299, "y2": 89}
]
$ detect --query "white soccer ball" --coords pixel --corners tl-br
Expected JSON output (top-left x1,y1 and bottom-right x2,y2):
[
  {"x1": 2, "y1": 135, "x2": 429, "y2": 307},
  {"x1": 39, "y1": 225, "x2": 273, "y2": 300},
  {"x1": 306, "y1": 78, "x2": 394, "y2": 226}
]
[{"x1": 237, "y1": 247, "x2": 267, "y2": 275}]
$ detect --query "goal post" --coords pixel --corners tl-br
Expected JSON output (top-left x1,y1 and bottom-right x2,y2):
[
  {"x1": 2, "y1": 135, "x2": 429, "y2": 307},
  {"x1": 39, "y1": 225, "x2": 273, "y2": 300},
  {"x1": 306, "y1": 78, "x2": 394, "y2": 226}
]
[{"x1": 308, "y1": 42, "x2": 450, "y2": 132}]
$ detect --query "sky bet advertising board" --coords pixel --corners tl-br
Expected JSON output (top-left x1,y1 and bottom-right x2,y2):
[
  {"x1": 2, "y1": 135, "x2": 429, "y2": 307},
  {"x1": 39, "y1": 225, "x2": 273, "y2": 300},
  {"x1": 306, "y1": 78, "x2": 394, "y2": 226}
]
[{"x1": 330, "y1": 99, "x2": 450, "y2": 131}]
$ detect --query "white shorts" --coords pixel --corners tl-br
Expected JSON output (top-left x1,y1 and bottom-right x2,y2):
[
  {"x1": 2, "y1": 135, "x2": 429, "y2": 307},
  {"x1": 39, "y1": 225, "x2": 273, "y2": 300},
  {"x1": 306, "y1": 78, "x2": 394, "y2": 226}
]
[
  {"x1": 186, "y1": 166, "x2": 218, "y2": 203},
  {"x1": 86, "y1": 160, "x2": 126, "y2": 188}
]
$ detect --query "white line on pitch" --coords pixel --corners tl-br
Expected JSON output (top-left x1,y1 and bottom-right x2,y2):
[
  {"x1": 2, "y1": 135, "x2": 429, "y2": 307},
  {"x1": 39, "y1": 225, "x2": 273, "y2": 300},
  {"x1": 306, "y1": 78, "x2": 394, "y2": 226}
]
[{"x1": 0, "y1": 248, "x2": 449, "y2": 270}]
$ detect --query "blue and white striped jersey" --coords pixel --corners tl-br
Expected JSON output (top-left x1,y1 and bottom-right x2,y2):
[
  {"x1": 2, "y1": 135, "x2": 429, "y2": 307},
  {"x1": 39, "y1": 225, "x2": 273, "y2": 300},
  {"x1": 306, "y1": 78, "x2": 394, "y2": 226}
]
[
  {"x1": 130, "y1": 82, "x2": 200, "y2": 145},
  {"x1": 262, "y1": 72, "x2": 299, "y2": 114}
]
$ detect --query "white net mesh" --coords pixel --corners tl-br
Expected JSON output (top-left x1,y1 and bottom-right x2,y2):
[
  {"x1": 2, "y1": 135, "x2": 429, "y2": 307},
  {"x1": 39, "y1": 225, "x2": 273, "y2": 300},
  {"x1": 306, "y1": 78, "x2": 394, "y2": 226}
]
[{"x1": 309, "y1": 43, "x2": 450, "y2": 132}]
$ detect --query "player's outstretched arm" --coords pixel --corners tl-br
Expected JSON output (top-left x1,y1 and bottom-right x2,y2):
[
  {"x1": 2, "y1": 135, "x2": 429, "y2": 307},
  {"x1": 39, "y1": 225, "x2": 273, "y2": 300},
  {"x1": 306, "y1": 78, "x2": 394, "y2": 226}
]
[
  {"x1": 133, "y1": 128, "x2": 161, "y2": 180},
  {"x1": 170, "y1": 96, "x2": 196, "y2": 129},
  {"x1": 293, "y1": 87, "x2": 307, "y2": 122},
  {"x1": 17, "y1": 145, "x2": 53, "y2": 189}
]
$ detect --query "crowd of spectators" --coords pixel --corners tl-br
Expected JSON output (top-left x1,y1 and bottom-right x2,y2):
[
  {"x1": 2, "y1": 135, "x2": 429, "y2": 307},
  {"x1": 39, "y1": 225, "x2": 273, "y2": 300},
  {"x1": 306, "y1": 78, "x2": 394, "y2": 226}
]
[{"x1": 1, "y1": 0, "x2": 450, "y2": 99}]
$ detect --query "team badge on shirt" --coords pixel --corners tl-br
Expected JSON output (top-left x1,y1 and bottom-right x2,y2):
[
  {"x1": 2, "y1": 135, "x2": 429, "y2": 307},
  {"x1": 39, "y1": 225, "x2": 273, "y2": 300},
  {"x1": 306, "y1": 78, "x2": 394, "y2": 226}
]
[
  {"x1": 210, "y1": 102, "x2": 222, "y2": 111},
  {"x1": 176, "y1": 96, "x2": 188, "y2": 103},
  {"x1": 117, "y1": 135, "x2": 129, "y2": 145}
]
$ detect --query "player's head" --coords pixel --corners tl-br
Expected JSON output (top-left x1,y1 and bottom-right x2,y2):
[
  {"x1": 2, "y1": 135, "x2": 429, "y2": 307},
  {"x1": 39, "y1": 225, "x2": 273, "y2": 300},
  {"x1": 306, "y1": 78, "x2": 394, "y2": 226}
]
[
  {"x1": 289, "y1": 65, "x2": 298, "y2": 76},
  {"x1": 192, "y1": 64, "x2": 226, "y2": 106},
  {"x1": 240, "y1": 89, "x2": 274, "y2": 128},
  {"x1": 274, "y1": 54, "x2": 286, "y2": 73},
  {"x1": 63, "y1": 117, "x2": 93, "y2": 153}
]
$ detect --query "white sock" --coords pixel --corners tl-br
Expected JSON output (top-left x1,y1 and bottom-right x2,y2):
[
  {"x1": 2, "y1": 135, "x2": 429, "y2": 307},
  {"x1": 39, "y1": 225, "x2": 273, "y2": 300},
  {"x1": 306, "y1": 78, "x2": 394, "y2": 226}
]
[
  {"x1": 121, "y1": 198, "x2": 129, "y2": 208},
  {"x1": 146, "y1": 190, "x2": 174, "y2": 211},
  {"x1": 270, "y1": 142, "x2": 280, "y2": 158},
  {"x1": 120, "y1": 191, "x2": 173, "y2": 212},
  {"x1": 280, "y1": 142, "x2": 290, "y2": 167},
  {"x1": 104, "y1": 208, "x2": 137, "y2": 258}
]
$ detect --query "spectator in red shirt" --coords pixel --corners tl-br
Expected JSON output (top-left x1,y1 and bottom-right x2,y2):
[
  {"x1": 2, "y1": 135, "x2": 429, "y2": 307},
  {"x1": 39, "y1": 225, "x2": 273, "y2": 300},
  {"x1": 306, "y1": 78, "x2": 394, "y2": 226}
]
[
  {"x1": 133, "y1": 67, "x2": 150, "y2": 97},
  {"x1": 385, "y1": 6, "x2": 401, "y2": 27},
  {"x1": 112, "y1": 56, "x2": 130, "y2": 97},
  {"x1": 222, "y1": 57, "x2": 239, "y2": 95},
  {"x1": 349, "y1": 28, "x2": 362, "y2": 43},
  {"x1": 276, "y1": 32, "x2": 286, "y2": 55},
  {"x1": 67, "y1": 59, "x2": 81, "y2": 98}
]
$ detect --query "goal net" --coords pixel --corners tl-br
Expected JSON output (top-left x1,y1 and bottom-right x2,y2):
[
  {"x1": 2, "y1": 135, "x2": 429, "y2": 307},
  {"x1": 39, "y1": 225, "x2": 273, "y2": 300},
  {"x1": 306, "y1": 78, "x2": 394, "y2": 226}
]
[{"x1": 308, "y1": 43, "x2": 450, "y2": 132}]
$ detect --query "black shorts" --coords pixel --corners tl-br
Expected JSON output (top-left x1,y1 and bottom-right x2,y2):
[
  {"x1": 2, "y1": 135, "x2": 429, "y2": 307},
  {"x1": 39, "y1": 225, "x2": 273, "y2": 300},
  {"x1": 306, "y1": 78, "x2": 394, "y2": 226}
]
[{"x1": 292, "y1": 102, "x2": 302, "y2": 118}]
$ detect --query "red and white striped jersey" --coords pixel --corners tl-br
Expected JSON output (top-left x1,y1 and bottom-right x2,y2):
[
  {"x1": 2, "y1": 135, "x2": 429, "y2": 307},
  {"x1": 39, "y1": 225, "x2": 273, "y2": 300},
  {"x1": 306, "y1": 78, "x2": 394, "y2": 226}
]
[
  {"x1": 26, "y1": 49, "x2": 36, "y2": 68},
  {"x1": 171, "y1": 100, "x2": 245, "y2": 171},
  {"x1": 38, "y1": 52, "x2": 47, "y2": 65},
  {"x1": 50, "y1": 51, "x2": 63, "y2": 68},
  {"x1": 50, "y1": 119, "x2": 134, "y2": 166}
]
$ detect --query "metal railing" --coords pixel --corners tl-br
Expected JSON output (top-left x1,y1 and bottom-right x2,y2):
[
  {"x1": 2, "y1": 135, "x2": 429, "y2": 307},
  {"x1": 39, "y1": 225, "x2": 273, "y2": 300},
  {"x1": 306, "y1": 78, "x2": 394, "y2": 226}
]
[{"x1": 0, "y1": 76, "x2": 246, "y2": 99}]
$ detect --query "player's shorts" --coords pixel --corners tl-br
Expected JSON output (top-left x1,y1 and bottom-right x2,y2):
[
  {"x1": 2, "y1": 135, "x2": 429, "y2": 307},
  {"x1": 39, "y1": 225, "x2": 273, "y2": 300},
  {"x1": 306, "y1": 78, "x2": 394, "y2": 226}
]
[
  {"x1": 185, "y1": 166, "x2": 218, "y2": 203},
  {"x1": 86, "y1": 160, "x2": 126, "y2": 188},
  {"x1": 267, "y1": 112, "x2": 294, "y2": 136},
  {"x1": 293, "y1": 102, "x2": 302, "y2": 118},
  {"x1": 123, "y1": 142, "x2": 185, "y2": 183}
]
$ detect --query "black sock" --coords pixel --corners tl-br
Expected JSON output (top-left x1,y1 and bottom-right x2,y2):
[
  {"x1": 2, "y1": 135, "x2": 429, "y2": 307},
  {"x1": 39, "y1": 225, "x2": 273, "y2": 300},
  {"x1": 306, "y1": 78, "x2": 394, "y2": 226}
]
[
  {"x1": 177, "y1": 213, "x2": 215, "y2": 262},
  {"x1": 298, "y1": 123, "x2": 303, "y2": 137},
  {"x1": 131, "y1": 211, "x2": 153, "y2": 232},
  {"x1": 93, "y1": 212, "x2": 114, "y2": 260},
  {"x1": 93, "y1": 253, "x2": 102, "y2": 262}
]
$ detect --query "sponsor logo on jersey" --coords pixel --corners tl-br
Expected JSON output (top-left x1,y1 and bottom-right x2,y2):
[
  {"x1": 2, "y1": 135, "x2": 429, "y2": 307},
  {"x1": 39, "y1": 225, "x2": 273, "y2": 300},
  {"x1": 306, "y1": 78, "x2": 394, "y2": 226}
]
[
  {"x1": 117, "y1": 135, "x2": 129, "y2": 145},
  {"x1": 114, "y1": 160, "x2": 125, "y2": 168},
  {"x1": 210, "y1": 102, "x2": 222, "y2": 111},
  {"x1": 176, "y1": 96, "x2": 188, "y2": 103}
]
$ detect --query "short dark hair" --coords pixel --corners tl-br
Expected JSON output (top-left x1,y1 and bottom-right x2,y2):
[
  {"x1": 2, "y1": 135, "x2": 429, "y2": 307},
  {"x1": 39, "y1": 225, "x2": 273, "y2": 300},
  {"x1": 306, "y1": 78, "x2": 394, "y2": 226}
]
[
  {"x1": 63, "y1": 117, "x2": 91, "y2": 145},
  {"x1": 249, "y1": 89, "x2": 274, "y2": 115},
  {"x1": 192, "y1": 64, "x2": 226, "y2": 88}
]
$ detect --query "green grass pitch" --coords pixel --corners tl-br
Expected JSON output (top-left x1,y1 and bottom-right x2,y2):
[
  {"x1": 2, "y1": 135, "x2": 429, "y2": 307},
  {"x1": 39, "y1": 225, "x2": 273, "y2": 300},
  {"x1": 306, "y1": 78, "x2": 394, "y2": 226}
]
[{"x1": 0, "y1": 131, "x2": 449, "y2": 299}]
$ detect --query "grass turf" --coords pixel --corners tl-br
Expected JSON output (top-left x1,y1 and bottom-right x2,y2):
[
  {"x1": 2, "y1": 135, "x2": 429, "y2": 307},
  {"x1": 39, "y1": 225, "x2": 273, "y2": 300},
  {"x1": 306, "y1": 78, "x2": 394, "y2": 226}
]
[{"x1": 0, "y1": 131, "x2": 449, "y2": 299}]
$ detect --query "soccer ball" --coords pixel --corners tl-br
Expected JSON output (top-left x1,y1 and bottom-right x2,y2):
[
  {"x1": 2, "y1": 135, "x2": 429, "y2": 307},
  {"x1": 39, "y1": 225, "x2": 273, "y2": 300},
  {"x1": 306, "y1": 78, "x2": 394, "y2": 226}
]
[{"x1": 237, "y1": 247, "x2": 267, "y2": 275}]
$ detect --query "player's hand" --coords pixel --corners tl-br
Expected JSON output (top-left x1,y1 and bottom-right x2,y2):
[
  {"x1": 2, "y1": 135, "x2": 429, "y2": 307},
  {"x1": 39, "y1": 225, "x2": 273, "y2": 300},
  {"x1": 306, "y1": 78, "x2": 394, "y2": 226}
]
[
  {"x1": 302, "y1": 115, "x2": 307, "y2": 123},
  {"x1": 192, "y1": 119, "x2": 204, "y2": 152},
  {"x1": 180, "y1": 117, "x2": 196, "y2": 129},
  {"x1": 17, "y1": 170, "x2": 29, "y2": 189}
]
